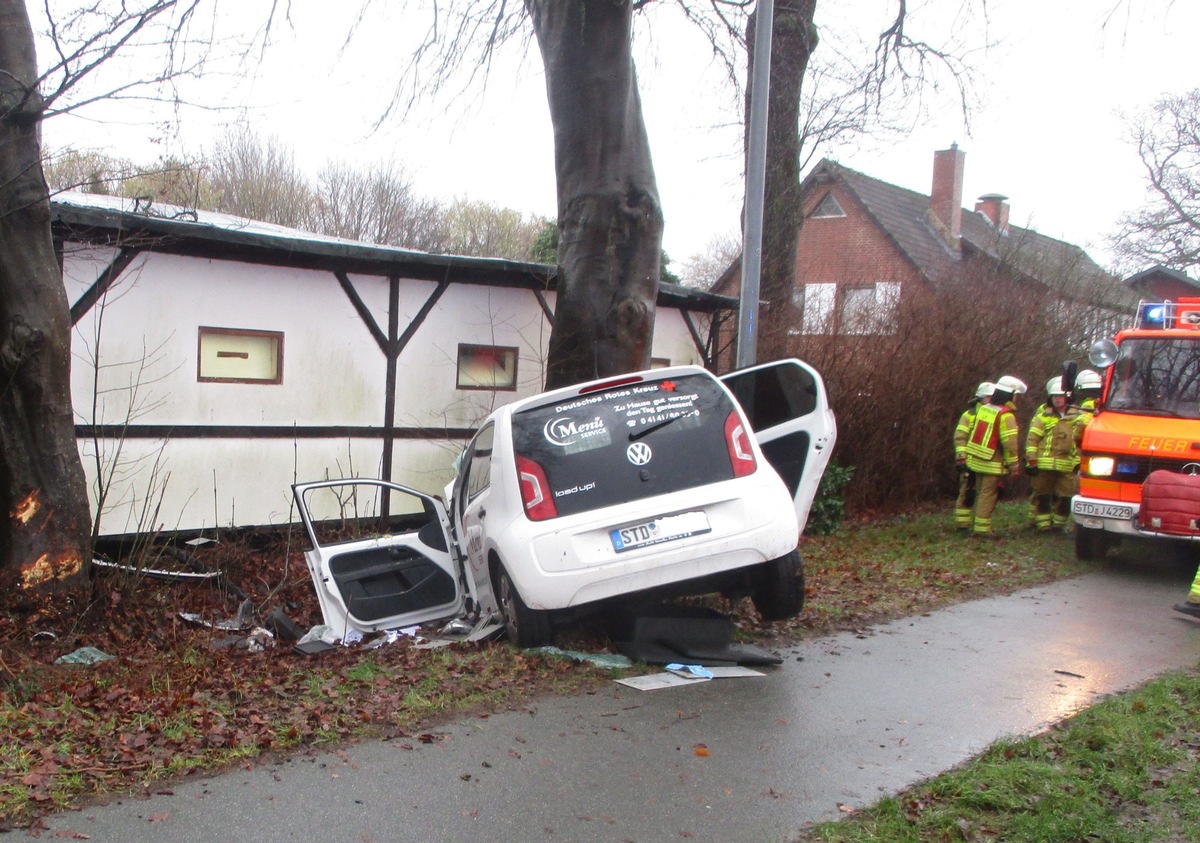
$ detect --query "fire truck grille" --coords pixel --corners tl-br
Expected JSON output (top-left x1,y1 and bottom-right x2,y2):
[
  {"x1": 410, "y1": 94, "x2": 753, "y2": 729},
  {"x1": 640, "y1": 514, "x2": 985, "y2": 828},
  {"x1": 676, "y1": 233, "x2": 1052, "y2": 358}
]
[{"x1": 1106, "y1": 455, "x2": 1200, "y2": 485}]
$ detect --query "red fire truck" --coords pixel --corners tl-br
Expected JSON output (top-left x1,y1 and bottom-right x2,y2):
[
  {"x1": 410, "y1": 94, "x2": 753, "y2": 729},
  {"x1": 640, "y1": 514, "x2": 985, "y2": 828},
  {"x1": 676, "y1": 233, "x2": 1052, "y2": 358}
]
[{"x1": 1073, "y1": 298, "x2": 1200, "y2": 559}]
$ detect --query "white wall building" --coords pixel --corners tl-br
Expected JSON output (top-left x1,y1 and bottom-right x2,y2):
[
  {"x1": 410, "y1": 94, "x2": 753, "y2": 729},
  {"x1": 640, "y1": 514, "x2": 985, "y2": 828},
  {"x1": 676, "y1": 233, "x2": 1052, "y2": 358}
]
[{"x1": 54, "y1": 193, "x2": 733, "y2": 537}]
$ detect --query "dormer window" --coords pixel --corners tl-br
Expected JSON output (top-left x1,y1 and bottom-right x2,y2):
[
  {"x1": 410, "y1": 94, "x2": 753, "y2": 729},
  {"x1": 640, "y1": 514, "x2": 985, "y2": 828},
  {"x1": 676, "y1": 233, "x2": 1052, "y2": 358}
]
[{"x1": 810, "y1": 193, "x2": 846, "y2": 219}]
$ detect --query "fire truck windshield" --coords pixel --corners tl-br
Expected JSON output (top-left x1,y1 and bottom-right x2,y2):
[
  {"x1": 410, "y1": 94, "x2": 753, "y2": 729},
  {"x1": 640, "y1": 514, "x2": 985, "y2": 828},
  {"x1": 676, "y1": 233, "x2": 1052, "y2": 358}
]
[{"x1": 1106, "y1": 338, "x2": 1200, "y2": 419}]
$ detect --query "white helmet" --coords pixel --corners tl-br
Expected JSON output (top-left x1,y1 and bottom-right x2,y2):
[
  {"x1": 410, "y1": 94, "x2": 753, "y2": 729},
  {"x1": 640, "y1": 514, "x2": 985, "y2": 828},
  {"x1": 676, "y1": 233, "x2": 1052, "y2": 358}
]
[
  {"x1": 1045, "y1": 376, "x2": 1065, "y2": 396},
  {"x1": 995, "y1": 375, "x2": 1028, "y2": 395},
  {"x1": 1075, "y1": 369, "x2": 1102, "y2": 391},
  {"x1": 975, "y1": 381, "x2": 995, "y2": 399}
]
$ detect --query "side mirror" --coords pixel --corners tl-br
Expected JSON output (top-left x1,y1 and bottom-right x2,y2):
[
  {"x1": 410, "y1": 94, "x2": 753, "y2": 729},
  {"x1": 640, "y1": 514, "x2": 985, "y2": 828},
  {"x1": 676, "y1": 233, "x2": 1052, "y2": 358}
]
[{"x1": 1062, "y1": 359, "x2": 1078, "y2": 405}]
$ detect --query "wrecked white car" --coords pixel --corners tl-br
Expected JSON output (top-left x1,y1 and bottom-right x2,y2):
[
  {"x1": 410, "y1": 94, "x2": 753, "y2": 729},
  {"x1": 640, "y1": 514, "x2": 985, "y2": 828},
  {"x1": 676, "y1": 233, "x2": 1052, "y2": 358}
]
[{"x1": 292, "y1": 358, "x2": 836, "y2": 647}]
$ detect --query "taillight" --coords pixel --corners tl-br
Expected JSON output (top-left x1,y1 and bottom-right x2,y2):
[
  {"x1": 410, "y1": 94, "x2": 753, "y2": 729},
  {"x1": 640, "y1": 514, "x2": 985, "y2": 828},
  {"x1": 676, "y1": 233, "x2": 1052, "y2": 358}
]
[
  {"x1": 724, "y1": 411, "x2": 756, "y2": 477},
  {"x1": 516, "y1": 455, "x2": 558, "y2": 520}
]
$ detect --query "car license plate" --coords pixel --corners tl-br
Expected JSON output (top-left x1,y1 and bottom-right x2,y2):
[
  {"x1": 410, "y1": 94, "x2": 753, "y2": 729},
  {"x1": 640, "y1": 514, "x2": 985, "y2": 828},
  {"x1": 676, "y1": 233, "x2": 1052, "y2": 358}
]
[
  {"x1": 1072, "y1": 500, "x2": 1134, "y2": 520},
  {"x1": 610, "y1": 512, "x2": 711, "y2": 552}
]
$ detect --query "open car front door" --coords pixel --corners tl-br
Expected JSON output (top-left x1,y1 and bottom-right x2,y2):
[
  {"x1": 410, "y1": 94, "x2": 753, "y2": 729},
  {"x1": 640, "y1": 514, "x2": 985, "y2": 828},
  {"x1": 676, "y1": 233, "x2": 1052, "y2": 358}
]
[
  {"x1": 721, "y1": 358, "x2": 837, "y2": 532},
  {"x1": 292, "y1": 479, "x2": 465, "y2": 640}
]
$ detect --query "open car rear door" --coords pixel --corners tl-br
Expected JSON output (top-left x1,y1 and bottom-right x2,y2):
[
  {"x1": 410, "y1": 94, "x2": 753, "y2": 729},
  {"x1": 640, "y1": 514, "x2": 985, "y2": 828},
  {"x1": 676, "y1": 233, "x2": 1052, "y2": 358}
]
[
  {"x1": 721, "y1": 358, "x2": 837, "y2": 532},
  {"x1": 292, "y1": 479, "x2": 464, "y2": 640}
]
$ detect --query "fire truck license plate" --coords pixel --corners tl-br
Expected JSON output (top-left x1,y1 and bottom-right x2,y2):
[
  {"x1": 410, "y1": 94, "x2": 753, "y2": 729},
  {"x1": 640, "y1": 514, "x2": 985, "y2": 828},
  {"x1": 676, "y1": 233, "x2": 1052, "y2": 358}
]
[{"x1": 1072, "y1": 501, "x2": 1133, "y2": 520}]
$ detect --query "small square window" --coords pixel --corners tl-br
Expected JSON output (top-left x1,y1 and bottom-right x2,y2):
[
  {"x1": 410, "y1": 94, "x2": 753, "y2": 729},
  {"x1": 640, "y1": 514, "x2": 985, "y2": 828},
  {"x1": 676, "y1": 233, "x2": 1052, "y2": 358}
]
[
  {"x1": 651, "y1": 357, "x2": 671, "y2": 368},
  {"x1": 457, "y1": 344, "x2": 518, "y2": 391},
  {"x1": 198, "y1": 327, "x2": 283, "y2": 384}
]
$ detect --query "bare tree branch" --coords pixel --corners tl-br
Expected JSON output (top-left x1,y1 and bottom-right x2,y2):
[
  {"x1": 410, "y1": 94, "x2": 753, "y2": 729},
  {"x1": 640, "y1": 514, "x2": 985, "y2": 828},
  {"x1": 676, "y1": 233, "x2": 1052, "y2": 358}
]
[{"x1": 1111, "y1": 89, "x2": 1200, "y2": 275}]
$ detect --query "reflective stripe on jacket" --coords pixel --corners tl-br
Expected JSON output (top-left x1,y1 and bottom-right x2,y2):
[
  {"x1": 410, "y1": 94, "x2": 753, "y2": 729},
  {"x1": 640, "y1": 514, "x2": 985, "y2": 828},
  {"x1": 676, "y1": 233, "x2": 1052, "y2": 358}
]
[{"x1": 964, "y1": 403, "x2": 1019, "y2": 474}]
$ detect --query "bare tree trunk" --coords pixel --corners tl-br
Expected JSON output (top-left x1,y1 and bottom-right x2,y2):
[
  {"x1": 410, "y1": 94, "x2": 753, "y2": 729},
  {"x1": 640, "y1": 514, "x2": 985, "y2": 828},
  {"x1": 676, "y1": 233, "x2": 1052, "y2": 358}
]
[
  {"x1": 747, "y1": 1, "x2": 818, "y2": 360},
  {"x1": 526, "y1": 0, "x2": 663, "y2": 389},
  {"x1": 0, "y1": 0, "x2": 91, "y2": 596}
]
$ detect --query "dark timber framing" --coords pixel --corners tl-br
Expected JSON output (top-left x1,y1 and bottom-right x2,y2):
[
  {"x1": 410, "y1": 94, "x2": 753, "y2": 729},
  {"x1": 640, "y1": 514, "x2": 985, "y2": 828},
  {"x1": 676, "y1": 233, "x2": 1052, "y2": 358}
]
[{"x1": 68, "y1": 246, "x2": 141, "y2": 326}]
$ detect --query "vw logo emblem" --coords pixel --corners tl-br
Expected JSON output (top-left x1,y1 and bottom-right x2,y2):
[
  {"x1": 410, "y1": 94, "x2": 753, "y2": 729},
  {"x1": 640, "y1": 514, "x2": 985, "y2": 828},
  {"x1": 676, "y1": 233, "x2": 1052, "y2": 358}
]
[{"x1": 626, "y1": 442, "x2": 653, "y2": 466}]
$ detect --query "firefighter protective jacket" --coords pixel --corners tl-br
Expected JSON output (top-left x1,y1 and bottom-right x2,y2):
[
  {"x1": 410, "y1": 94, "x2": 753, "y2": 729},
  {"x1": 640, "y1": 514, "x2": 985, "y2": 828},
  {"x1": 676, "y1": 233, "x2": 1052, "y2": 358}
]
[
  {"x1": 1026, "y1": 402, "x2": 1080, "y2": 472},
  {"x1": 964, "y1": 402, "x2": 1020, "y2": 475},
  {"x1": 953, "y1": 401, "x2": 983, "y2": 462}
]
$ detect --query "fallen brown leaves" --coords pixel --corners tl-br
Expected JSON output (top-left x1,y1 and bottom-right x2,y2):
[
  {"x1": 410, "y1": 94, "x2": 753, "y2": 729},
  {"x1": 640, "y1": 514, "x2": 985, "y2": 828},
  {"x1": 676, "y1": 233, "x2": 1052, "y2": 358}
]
[{"x1": 0, "y1": 532, "x2": 599, "y2": 830}]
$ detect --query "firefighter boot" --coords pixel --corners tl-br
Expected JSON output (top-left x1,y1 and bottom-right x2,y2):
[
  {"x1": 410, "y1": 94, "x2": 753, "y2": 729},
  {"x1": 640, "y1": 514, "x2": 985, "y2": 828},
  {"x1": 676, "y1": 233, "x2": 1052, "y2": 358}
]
[{"x1": 1174, "y1": 601, "x2": 1200, "y2": 619}]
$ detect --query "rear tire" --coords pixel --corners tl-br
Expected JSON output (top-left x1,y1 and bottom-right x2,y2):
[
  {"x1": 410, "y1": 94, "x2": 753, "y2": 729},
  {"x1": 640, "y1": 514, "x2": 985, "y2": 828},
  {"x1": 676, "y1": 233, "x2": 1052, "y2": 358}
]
[
  {"x1": 752, "y1": 549, "x2": 805, "y2": 621},
  {"x1": 1075, "y1": 525, "x2": 1109, "y2": 561},
  {"x1": 496, "y1": 564, "x2": 553, "y2": 648}
]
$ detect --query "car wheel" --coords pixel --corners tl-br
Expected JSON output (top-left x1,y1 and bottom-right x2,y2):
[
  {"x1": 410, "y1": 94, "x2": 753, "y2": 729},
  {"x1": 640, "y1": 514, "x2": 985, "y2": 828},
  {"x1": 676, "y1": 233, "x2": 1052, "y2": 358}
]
[
  {"x1": 1075, "y1": 525, "x2": 1109, "y2": 561},
  {"x1": 752, "y1": 549, "x2": 805, "y2": 621},
  {"x1": 496, "y1": 564, "x2": 553, "y2": 648}
]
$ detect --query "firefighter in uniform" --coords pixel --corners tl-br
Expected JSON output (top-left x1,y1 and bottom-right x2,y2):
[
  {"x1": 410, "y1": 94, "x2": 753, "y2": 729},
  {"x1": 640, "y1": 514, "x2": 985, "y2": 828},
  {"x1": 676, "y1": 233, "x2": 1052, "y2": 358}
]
[
  {"x1": 1072, "y1": 368, "x2": 1103, "y2": 483},
  {"x1": 953, "y1": 381, "x2": 994, "y2": 529},
  {"x1": 964, "y1": 375, "x2": 1027, "y2": 536},
  {"x1": 1025, "y1": 376, "x2": 1080, "y2": 531},
  {"x1": 1177, "y1": 569, "x2": 1200, "y2": 618},
  {"x1": 1074, "y1": 369, "x2": 1102, "y2": 414},
  {"x1": 1024, "y1": 387, "x2": 1050, "y2": 528},
  {"x1": 1072, "y1": 369, "x2": 1103, "y2": 458}
]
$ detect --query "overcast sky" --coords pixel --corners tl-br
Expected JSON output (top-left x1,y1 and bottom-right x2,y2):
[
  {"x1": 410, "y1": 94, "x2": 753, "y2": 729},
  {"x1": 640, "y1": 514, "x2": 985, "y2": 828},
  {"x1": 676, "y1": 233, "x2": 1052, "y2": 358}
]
[{"x1": 41, "y1": 0, "x2": 1199, "y2": 278}]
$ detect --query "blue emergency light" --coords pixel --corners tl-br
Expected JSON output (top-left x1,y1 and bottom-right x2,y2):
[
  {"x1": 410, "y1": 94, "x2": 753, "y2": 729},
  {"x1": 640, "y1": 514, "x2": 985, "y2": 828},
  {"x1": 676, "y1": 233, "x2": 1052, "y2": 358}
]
[{"x1": 1137, "y1": 302, "x2": 1168, "y2": 329}]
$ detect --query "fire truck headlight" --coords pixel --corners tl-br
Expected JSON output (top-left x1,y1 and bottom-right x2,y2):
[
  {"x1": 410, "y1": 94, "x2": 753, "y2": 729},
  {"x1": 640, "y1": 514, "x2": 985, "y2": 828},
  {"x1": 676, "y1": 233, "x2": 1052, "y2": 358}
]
[{"x1": 1087, "y1": 456, "x2": 1115, "y2": 477}]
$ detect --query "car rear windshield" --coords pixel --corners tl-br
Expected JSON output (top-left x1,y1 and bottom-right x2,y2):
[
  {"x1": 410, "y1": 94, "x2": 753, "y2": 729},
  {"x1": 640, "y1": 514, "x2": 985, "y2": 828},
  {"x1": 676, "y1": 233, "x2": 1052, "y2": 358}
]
[{"x1": 511, "y1": 373, "x2": 739, "y2": 517}]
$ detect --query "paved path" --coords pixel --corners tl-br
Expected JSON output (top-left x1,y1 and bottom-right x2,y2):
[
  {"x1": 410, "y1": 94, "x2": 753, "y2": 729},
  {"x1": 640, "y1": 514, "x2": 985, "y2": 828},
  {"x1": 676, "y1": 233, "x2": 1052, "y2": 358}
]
[{"x1": 45, "y1": 557, "x2": 1200, "y2": 842}]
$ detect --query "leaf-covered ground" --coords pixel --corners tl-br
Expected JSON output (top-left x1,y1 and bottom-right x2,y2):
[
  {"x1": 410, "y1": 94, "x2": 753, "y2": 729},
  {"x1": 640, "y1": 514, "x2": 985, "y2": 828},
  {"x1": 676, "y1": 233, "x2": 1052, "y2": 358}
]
[{"x1": 0, "y1": 501, "x2": 1092, "y2": 829}]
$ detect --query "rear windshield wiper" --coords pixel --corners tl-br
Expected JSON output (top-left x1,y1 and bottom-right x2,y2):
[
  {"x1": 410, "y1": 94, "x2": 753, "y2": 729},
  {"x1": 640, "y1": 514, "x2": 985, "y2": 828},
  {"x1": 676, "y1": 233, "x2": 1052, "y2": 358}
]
[{"x1": 629, "y1": 415, "x2": 679, "y2": 441}]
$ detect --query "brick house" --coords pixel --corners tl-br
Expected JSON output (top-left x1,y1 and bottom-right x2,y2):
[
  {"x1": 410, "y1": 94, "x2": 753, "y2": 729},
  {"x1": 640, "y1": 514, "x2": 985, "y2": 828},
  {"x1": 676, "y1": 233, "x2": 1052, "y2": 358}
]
[
  {"x1": 711, "y1": 145, "x2": 1131, "y2": 508},
  {"x1": 1122, "y1": 265, "x2": 1200, "y2": 301},
  {"x1": 713, "y1": 145, "x2": 1128, "y2": 356}
]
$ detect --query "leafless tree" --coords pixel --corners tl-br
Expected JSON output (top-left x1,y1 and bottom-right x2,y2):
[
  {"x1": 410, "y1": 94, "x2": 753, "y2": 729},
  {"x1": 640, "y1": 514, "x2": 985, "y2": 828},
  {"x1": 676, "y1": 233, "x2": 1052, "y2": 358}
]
[
  {"x1": 1111, "y1": 89, "x2": 1200, "y2": 276},
  {"x1": 0, "y1": 0, "x2": 213, "y2": 596},
  {"x1": 316, "y1": 159, "x2": 441, "y2": 247},
  {"x1": 43, "y1": 149, "x2": 128, "y2": 194},
  {"x1": 679, "y1": 230, "x2": 741, "y2": 289},
  {"x1": 526, "y1": 2, "x2": 662, "y2": 387},
  {"x1": 428, "y1": 198, "x2": 550, "y2": 259},
  {"x1": 745, "y1": 1, "x2": 819, "y2": 358},
  {"x1": 206, "y1": 126, "x2": 318, "y2": 229},
  {"x1": 385, "y1": 2, "x2": 661, "y2": 387}
]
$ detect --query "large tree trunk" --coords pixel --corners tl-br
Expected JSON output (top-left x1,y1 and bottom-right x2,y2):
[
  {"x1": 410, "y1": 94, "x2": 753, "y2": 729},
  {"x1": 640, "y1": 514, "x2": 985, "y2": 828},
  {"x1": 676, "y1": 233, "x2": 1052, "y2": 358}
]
[
  {"x1": 0, "y1": 1, "x2": 92, "y2": 596},
  {"x1": 526, "y1": 0, "x2": 663, "y2": 389},
  {"x1": 746, "y1": 1, "x2": 818, "y2": 361}
]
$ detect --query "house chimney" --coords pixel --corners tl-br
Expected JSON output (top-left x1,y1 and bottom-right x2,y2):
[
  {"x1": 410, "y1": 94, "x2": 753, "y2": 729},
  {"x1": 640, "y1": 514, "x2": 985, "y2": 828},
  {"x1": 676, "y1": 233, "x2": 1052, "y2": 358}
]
[
  {"x1": 930, "y1": 143, "x2": 965, "y2": 248},
  {"x1": 975, "y1": 193, "x2": 1010, "y2": 233}
]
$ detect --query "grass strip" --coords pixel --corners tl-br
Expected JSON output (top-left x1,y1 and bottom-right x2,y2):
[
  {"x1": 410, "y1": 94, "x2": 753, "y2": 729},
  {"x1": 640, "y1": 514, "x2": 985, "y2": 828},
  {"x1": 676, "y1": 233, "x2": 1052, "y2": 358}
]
[{"x1": 800, "y1": 666, "x2": 1200, "y2": 842}]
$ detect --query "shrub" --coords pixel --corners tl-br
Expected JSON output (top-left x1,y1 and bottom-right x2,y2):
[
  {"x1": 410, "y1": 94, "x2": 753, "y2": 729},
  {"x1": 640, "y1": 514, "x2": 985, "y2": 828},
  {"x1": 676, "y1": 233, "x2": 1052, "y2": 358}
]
[{"x1": 806, "y1": 459, "x2": 854, "y2": 535}]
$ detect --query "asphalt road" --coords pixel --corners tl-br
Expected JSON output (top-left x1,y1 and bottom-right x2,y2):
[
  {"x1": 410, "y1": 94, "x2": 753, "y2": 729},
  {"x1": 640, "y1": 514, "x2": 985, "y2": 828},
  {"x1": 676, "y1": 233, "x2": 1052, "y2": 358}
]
[{"x1": 44, "y1": 550, "x2": 1200, "y2": 843}]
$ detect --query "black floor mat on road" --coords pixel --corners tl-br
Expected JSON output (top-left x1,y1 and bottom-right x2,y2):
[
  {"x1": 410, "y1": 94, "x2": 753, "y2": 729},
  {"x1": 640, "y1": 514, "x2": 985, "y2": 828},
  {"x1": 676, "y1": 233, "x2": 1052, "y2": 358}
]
[{"x1": 608, "y1": 603, "x2": 782, "y2": 666}]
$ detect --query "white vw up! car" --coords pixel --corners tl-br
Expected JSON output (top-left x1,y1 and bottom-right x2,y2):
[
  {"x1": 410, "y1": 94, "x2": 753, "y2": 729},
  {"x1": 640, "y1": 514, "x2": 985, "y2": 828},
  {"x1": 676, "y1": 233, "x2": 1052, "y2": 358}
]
[{"x1": 294, "y1": 358, "x2": 835, "y2": 646}]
